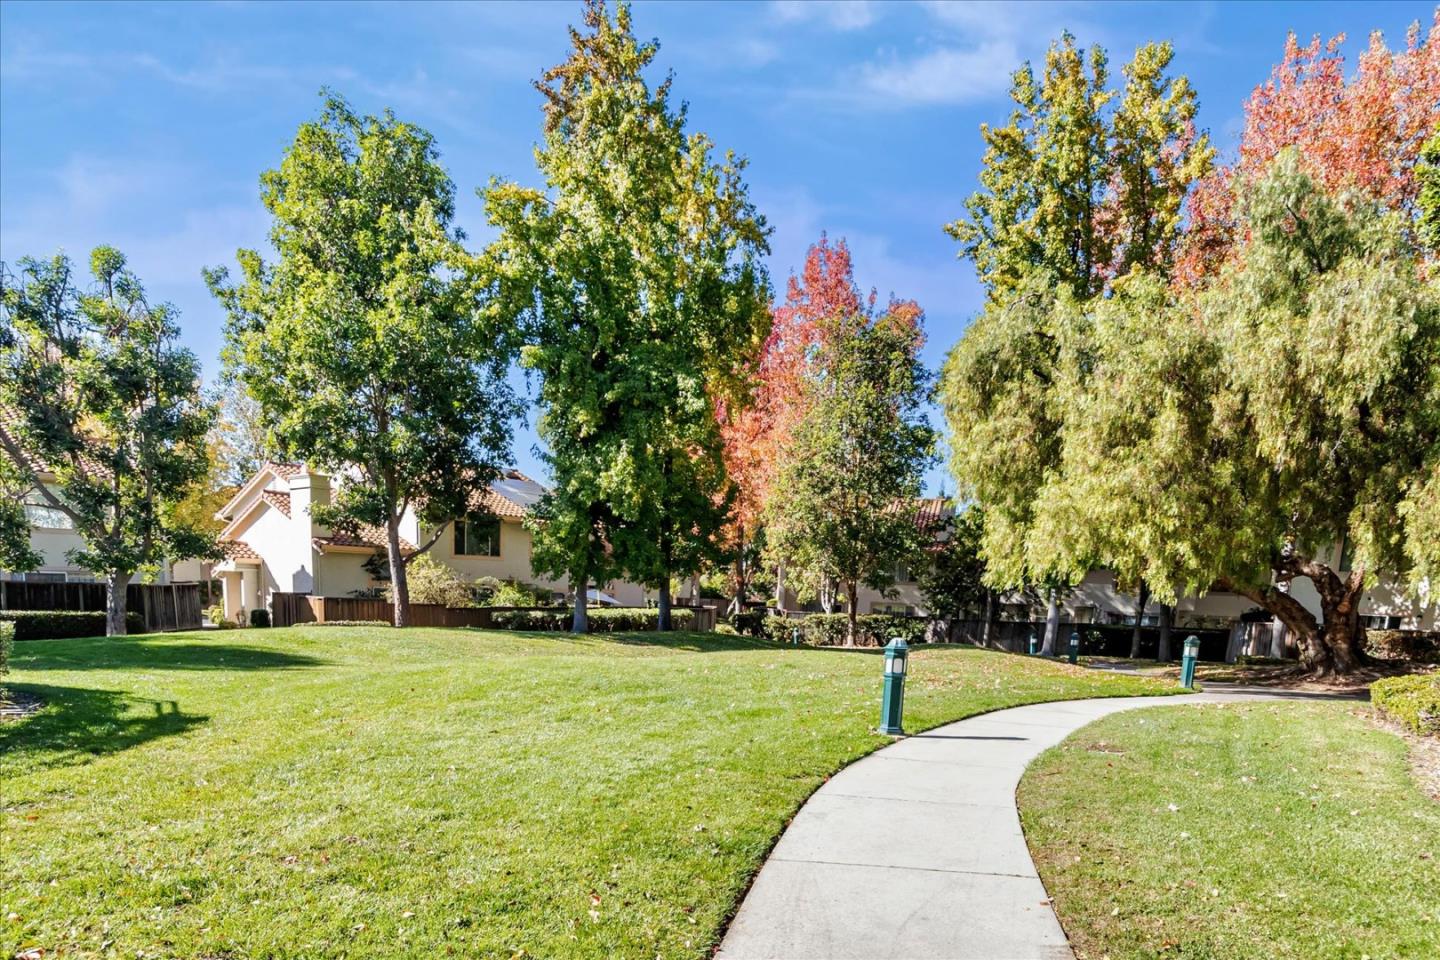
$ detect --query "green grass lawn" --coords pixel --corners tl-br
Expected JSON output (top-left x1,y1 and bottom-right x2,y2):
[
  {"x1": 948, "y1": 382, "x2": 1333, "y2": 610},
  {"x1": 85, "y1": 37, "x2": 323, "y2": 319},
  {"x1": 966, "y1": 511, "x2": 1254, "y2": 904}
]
[
  {"x1": 1018, "y1": 702, "x2": 1440, "y2": 960},
  {"x1": 2, "y1": 627, "x2": 1177, "y2": 959}
]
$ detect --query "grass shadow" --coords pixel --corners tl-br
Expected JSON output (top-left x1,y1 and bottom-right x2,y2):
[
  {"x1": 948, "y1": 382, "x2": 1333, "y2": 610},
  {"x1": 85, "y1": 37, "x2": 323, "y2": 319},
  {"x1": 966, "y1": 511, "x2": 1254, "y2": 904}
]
[
  {"x1": 0, "y1": 683, "x2": 208, "y2": 771},
  {"x1": 12, "y1": 639, "x2": 328, "y2": 672}
]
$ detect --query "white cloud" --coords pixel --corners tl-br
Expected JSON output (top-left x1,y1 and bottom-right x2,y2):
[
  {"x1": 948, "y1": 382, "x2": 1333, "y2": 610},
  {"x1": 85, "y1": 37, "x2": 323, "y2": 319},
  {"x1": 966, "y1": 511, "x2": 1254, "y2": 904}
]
[
  {"x1": 860, "y1": 40, "x2": 1018, "y2": 105},
  {"x1": 771, "y1": 1, "x2": 878, "y2": 31}
]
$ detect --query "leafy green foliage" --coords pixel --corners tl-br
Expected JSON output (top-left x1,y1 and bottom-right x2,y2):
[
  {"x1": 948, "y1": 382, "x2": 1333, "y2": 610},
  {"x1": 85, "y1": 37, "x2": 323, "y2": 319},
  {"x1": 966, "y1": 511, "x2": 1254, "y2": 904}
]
[
  {"x1": 1371, "y1": 674, "x2": 1440, "y2": 736},
  {"x1": 0, "y1": 621, "x2": 12, "y2": 679},
  {"x1": 1419, "y1": 128, "x2": 1440, "y2": 254},
  {"x1": 760, "y1": 613, "x2": 930, "y2": 648},
  {"x1": 208, "y1": 94, "x2": 520, "y2": 626},
  {"x1": 0, "y1": 457, "x2": 41, "y2": 573},
  {"x1": 484, "y1": 2, "x2": 770, "y2": 630},
  {"x1": 489, "y1": 607, "x2": 695, "y2": 633},
  {"x1": 396, "y1": 554, "x2": 477, "y2": 608},
  {"x1": 918, "y1": 504, "x2": 987, "y2": 619},
  {"x1": 0, "y1": 247, "x2": 216, "y2": 634},
  {"x1": 0, "y1": 609, "x2": 146, "y2": 640},
  {"x1": 766, "y1": 308, "x2": 936, "y2": 644}
]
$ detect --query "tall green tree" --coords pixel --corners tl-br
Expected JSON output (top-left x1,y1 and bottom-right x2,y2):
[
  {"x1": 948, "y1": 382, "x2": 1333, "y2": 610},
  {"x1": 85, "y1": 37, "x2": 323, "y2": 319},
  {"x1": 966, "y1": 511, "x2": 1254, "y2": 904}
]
[
  {"x1": 485, "y1": 1, "x2": 770, "y2": 632},
  {"x1": 943, "y1": 34, "x2": 1211, "y2": 647},
  {"x1": 208, "y1": 95, "x2": 519, "y2": 628},
  {"x1": 0, "y1": 248, "x2": 216, "y2": 634},
  {"x1": 0, "y1": 457, "x2": 43, "y2": 573},
  {"x1": 986, "y1": 155, "x2": 1440, "y2": 675},
  {"x1": 918, "y1": 503, "x2": 986, "y2": 621},
  {"x1": 766, "y1": 308, "x2": 936, "y2": 646}
]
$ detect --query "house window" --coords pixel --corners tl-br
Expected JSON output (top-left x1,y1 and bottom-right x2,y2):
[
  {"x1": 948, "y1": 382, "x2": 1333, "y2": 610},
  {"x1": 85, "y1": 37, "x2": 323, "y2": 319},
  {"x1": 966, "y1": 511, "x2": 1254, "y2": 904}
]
[
  {"x1": 24, "y1": 501, "x2": 74, "y2": 530},
  {"x1": 873, "y1": 601, "x2": 913, "y2": 615},
  {"x1": 454, "y1": 515, "x2": 501, "y2": 557},
  {"x1": 892, "y1": 562, "x2": 913, "y2": 584}
]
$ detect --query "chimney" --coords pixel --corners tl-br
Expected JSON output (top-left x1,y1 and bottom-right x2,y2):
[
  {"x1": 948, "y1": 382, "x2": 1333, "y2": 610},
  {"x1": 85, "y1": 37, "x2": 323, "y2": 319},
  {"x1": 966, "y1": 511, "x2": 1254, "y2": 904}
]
[{"x1": 289, "y1": 471, "x2": 331, "y2": 539}]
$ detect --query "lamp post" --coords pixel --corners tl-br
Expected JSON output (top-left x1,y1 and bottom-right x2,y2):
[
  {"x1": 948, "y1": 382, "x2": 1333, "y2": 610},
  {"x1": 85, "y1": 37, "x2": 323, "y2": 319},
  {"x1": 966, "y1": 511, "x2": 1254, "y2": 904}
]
[
  {"x1": 1067, "y1": 630, "x2": 1080, "y2": 664},
  {"x1": 879, "y1": 637, "x2": 909, "y2": 736},
  {"x1": 1028, "y1": 633, "x2": 1038, "y2": 656},
  {"x1": 1180, "y1": 635, "x2": 1200, "y2": 689}
]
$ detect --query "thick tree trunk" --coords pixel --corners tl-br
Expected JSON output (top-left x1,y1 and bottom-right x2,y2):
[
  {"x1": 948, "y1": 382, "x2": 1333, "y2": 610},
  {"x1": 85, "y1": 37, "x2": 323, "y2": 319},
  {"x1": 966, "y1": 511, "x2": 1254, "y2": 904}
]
[
  {"x1": 1129, "y1": 580, "x2": 1150, "y2": 659},
  {"x1": 657, "y1": 578, "x2": 672, "y2": 632},
  {"x1": 1310, "y1": 565, "x2": 1368, "y2": 674},
  {"x1": 1157, "y1": 603, "x2": 1173, "y2": 662},
  {"x1": 729, "y1": 555, "x2": 746, "y2": 617},
  {"x1": 1041, "y1": 588, "x2": 1060, "y2": 657},
  {"x1": 1222, "y1": 575, "x2": 1331, "y2": 673},
  {"x1": 820, "y1": 577, "x2": 837, "y2": 615},
  {"x1": 845, "y1": 580, "x2": 858, "y2": 647},
  {"x1": 774, "y1": 561, "x2": 787, "y2": 613},
  {"x1": 106, "y1": 570, "x2": 132, "y2": 636},
  {"x1": 386, "y1": 516, "x2": 409, "y2": 628},
  {"x1": 572, "y1": 572, "x2": 589, "y2": 634}
]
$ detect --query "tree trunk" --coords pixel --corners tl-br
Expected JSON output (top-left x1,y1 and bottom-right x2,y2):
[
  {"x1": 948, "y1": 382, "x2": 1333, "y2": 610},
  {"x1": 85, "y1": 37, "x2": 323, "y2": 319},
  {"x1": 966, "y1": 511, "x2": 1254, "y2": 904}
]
[
  {"x1": 1041, "y1": 588, "x2": 1060, "y2": 657},
  {"x1": 820, "y1": 576, "x2": 836, "y2": 615},
  {"x1": 1311, "y1": 567, "x2": 1368, "y2": 674},
  {"x1": 845, "y1": 579, "x2": 858, "y2": 647},
  {"x1": 106, "y1": 570, "x2": 133, "y2": 636},
  {"x1": 657, "y1": 578, "x2": 672, "y2": 632},
  {"x1": 386, "y1": 516, "x2": 409, "y2": 628},
  {"x1": 1129, "y1": 580, "x2": 1150, "y2": 659},
  {"x1": 1157, "y1": 603, "x2": 1173, "y2": 662},
  {"x1": 980, "y1": 588, "x2": 995, "y2": 649},
  {"x1": 1222, "y1": 576, "x2": 1331, "y2": 673},
  {"x1": 774, "y1": 561, "x2": 787, "y2": 614},
  {"x1": 572, "y1": 572, "x2": 589, "y2": 634},
  {"x1": 729, "y1": 555, "x2": 746, "y2": 617}
]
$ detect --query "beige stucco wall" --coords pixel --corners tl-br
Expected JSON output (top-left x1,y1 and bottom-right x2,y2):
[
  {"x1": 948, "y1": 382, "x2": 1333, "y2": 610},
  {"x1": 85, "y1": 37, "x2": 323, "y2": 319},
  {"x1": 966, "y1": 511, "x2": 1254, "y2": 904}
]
[{"x1": 316, "y1": 553, "x2": 378, "y2": 598}]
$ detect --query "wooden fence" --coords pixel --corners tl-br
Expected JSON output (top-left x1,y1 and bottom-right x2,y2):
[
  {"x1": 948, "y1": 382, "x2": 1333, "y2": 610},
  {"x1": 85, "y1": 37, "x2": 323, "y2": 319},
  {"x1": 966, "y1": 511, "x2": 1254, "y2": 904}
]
[
  {"x1": 271, "y1": 592, "x2": 719, "y2": 632},
  {"x1": 0, "y1": 579, "x2": 203, "y2": 632},
  {"x1": 944, "y1": 618, "x2": 1236, "y2": 661}
]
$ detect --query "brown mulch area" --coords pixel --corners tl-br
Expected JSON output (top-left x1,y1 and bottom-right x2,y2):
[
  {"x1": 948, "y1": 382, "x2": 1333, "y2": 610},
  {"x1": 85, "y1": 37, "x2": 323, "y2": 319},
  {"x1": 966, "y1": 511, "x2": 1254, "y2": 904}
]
[
  {"x1": 1367, "y1": 709, "x2": 1440, "y2": 802},
  {"x1": 1170, "y1": 659, "x2": 1439, "y2": 694},
  {"x1": 0, "y1": 688, "x2": 44, "y2": 721}
]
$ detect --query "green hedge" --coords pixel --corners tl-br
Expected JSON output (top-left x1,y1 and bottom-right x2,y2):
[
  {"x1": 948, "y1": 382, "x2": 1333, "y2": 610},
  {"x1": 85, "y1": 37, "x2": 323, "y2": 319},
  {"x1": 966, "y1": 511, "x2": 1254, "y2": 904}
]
[
  {"x1": 1365, "y1": 630, "x2": 1440, "y2": 662},
  {"x1": 761, "y1": 613, "x2": 930, "y2": 647},
  {"x1": 0, "y1": 609, "x2": 147, "y2": 640},
  {"x1": 1371, "y1": 675, "x2": 1440, "y2": 737},
  {"x1": 490, "y1": 607, "x2": 696, "y2": 633},
  {"x1": 0, "y1": 621, "x2": 13, "y2": 677}
]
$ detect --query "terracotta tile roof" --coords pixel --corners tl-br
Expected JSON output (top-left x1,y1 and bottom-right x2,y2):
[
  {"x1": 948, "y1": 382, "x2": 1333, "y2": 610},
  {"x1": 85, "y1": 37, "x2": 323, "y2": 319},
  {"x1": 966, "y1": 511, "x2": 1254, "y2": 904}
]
[
  {"x1": 314, "y1": 524, "x2": 416, "y2": 555},
  {"x1": 260, "y1": 489, "x2": 292, "y2": 518},
  {"x1": 265, "y1": 461, "x2": 306, "y2": 480},
  {"x1": 470, "y1": 469, "x2": 547, "y2": 518},
  {"x1": 886, "y1": 497, "x2": 953, "y2": 535},
  {"x1": 468, "y1": 486, "x2": 528, "y2": 519},
  {"x1": 220, "y1": 540, "x2": 261, "y2": 562}
]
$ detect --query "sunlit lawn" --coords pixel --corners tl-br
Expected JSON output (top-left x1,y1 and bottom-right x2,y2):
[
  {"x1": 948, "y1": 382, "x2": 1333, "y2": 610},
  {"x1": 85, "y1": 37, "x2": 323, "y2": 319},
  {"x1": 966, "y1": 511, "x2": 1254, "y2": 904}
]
[
  {"x1": 1019, "y1": 702, "x2": 1440, "y2": 960},
  {"x1": 3, "y1": 626, "x2": 1178, "y2": 959}
]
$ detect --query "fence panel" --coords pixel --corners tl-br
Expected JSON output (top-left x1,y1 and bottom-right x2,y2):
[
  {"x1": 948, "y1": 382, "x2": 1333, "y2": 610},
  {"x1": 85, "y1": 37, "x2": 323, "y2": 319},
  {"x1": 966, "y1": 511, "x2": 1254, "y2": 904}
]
[{"x1": 0, "y1": 579, "x2": 200, "y2": 631}]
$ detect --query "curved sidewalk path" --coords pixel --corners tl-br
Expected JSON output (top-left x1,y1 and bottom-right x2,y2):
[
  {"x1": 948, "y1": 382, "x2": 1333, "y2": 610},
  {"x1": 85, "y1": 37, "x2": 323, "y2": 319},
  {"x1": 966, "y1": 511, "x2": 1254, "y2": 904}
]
[{"x1": 719, "y1": 684, "x2": 1356, "y2": 960}]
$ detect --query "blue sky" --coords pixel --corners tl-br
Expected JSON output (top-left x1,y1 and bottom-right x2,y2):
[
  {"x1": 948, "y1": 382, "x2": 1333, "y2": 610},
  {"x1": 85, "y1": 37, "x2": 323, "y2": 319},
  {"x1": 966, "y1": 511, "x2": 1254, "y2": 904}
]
[{"x1": 1, "y1": 0, "x2": 1431, "y2": 490}]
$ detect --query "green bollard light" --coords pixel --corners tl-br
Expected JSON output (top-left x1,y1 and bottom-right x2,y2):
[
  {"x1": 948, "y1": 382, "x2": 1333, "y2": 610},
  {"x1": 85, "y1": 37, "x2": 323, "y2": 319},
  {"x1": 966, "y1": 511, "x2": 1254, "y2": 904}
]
[
  {"x1": 1067, "y1": 630, "x2": 1079, "y2": 664},
  {"x1": 878, "y1": 637, "x2": 909, "y2": 736},
  {"x1": 1028, "y1": 633, "x2": 1038, "y2": 656},
  {"x1": 791, "y1": 626, "x2": 800, "y2": 647},
  {"x1": 1180, "y1": 634, "x2": 1200, "y2": 689}
]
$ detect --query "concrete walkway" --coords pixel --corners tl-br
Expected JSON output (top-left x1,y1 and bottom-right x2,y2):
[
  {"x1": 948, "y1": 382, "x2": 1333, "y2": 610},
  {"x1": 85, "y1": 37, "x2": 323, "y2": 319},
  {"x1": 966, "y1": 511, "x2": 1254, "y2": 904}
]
[{"x1": 719, "y1": 686, "x2": 1342, "y2": 960}]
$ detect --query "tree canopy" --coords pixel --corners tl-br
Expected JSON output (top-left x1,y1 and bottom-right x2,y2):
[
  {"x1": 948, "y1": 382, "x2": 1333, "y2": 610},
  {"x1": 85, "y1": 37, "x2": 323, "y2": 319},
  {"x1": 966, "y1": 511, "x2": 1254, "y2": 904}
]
[
  {"x1": 208, "y1": 94, "x2": 520, "y2": 627},
  {"x1": 0, "y1": 247, "x2": 215, "y2": 634},
  {"x1": 486, "y1": 0, "x2": 770, "y2": 631}
]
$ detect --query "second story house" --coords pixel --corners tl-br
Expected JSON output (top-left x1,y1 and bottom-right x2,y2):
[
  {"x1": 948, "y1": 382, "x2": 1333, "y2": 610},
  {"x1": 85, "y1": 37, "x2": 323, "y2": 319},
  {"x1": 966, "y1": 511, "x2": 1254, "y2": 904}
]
[{"x1": 213, "y1": 463, "x2": 653, "y2": 623}]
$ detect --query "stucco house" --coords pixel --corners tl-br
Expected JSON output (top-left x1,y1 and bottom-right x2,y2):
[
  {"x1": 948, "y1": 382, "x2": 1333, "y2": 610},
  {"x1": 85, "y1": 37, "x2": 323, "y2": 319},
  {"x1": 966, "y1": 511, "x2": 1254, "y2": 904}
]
[
  {"x1": 213, "y1": 463, "x2": 653, "y2": 623},
  {"x1": 5, "y1": 470, "x2": 202, "y2": 585}
]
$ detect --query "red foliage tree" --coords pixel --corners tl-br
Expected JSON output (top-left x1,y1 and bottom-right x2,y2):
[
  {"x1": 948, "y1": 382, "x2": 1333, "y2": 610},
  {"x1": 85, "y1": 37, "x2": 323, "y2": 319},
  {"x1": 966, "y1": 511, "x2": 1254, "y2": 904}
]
[
  {"x1": 716, "y1": 234, "x2": 860, "y2": 608},
  {"x1": 1178, "y1": 14, "x2": 1440, "y2": 283}
]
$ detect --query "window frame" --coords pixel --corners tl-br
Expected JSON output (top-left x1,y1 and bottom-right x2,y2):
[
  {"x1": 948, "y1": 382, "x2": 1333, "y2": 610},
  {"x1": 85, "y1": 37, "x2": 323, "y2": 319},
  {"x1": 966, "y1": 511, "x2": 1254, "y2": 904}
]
[{"x1": 453, "y1": 514, "x2": 502, "y2": 558}]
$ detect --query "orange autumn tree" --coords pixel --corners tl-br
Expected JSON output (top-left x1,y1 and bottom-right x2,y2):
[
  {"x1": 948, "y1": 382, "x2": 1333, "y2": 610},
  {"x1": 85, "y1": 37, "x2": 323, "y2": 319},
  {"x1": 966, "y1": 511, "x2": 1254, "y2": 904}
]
[
  {"x1": 1179, "y1": 14, "x2": 1440, "y2": 283},
  {"x1": 716, "y1": 234, "x2": 860, "y2": 612}
]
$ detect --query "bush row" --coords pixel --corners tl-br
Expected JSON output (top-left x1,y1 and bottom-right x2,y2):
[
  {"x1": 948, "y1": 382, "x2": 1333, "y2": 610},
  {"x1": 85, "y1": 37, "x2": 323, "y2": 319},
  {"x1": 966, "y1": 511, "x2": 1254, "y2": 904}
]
[
  {"x1": 0, "y1": 609, "x2": 147, "y2": 640},
  {"x1": 1371, "y1": 674, "x2": 1440, "y2": 737},
  {"x1": 758, "y1": 613, "x2": 930, "y2": 647},
  {"x1": 490, "y1": 607, "x2": 695, "y2": 633},
  {"x1": 1365, "y1": 630, "x2": 1440, "y2": 662},
  {"x1": 0, "y1": 621, "x2": 13, "y2": 677}
]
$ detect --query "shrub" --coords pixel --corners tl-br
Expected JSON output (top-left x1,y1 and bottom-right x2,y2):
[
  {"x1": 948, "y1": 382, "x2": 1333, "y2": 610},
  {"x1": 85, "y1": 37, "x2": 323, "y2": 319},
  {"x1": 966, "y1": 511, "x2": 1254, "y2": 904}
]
[
  {"x1": 731, "y1": 609, "x2": 767, "y2": 637},
  {"x1": 249, "y1": 608, "x2": 271, "y2": 628},
  {"x1": 1365, "y1": 630, "x2": 1440, "y2": 662},
  {"x1": 206, "y1": 604, "x2": 227, "y2": 625},
  {"x1": 313, "y1": 620, "x2": 392, "y2": 627},
  {"x1": 490, "y1": 607, "x2": 695, "y2": 633},
  {"x1": 1371, "y1": 674, "x2": 1440, "y2": 737},
  {"x1": 395, "y1": 555, "x2": 475, "y2": 608},
  {"x1": 0, "y1": 621, "x2": 13, "y2": 678},
  {"x1": 761, "y1": 613, "x2": 930, "y2": 647},
  {"x1": 0, "y1": 610, "x2": 147, "y2": 640},
  {"x1": 490, "y1": 578, "x2": 551, "y2": 607}
]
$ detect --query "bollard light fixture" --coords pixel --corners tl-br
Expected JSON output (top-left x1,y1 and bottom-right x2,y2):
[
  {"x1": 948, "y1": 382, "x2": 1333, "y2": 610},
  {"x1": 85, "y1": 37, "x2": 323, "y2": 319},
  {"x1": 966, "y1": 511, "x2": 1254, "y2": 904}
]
[
  {"x1": 879, "y1": 637, "x2": 909, "y2": 736},
  {"x1": 1028, "y1": 633, "x2": 1039, "y2": 656},
  {"x1": 1180, "y1": 634, "x2": 1201, "y2": 689},
  {"x1": 1067, "y1": 630, "x2": 1080, "y2": 665}
]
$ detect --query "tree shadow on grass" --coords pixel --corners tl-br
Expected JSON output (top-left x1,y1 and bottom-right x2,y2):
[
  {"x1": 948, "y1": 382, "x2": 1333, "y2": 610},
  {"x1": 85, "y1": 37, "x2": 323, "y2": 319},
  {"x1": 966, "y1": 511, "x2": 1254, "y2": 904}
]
[
  {"x1": 12, "y1": 638, "x2": 328, "y2": 672},
  {"x1": 0, "y1": 684, "x2": 208, "y2": 771}
]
